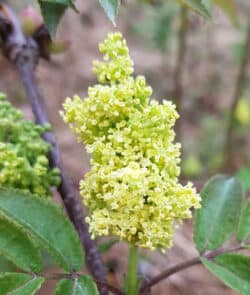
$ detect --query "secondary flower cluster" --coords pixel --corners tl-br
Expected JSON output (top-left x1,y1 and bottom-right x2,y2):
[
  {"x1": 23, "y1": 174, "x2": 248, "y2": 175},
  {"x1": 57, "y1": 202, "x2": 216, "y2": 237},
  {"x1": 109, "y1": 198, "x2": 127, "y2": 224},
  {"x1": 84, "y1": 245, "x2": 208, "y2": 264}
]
[
  {"x1": 62, "y1": 33, "x2": 200, "y2": 250},
  {"x1": 0, "y1": 93, "x2": 60, "y2": 198}
]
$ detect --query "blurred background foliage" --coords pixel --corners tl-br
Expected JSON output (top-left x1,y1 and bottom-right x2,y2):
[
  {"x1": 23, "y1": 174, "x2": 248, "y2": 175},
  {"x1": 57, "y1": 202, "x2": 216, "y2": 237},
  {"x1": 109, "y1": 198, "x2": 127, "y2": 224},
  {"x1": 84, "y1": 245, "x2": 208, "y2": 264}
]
[{"x1": 128, "y1": 0, "x2": 250, "y2": 187}]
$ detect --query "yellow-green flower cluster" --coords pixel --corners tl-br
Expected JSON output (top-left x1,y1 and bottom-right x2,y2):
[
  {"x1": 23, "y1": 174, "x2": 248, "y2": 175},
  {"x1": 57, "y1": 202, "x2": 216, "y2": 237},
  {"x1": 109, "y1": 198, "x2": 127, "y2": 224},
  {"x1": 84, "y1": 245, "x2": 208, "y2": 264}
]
[
  {"x1": 62, "y1": 33, "x2": 200, "y2": 250},
  {"x1": 93, "y1": 32, "x2": 134, "y2": 84},
  {"x1": 0, "y1": 93, "x2": 60, "y2": 198}
]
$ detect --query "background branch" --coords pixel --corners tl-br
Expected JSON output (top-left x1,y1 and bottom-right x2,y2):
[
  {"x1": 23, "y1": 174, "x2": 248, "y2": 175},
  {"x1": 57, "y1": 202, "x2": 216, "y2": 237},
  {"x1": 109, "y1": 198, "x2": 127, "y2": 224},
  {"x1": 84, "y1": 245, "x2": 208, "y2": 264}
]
[
  {"x1": 173, "y1": 6, "x2": 189, "y2": 141},
  {"x1": 0, "y1": 4, "x2": 107, "y2": 294},
  {"x1": 224, "y1": 14, "x2": 250, "y2": 169}
]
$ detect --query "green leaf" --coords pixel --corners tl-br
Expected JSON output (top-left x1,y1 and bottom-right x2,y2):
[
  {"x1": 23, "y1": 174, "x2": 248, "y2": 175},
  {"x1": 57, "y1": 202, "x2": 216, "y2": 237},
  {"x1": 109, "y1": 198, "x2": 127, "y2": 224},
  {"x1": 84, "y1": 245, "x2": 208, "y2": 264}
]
[
  {"x1": 177, "y1": 0, "x2": 210, "y2": 18},
  {"x1": 0, "y1": 273, "x2": 45, "y2": 295},
  {"x1": 39, "y1": 2, "x2": 65, "y2": 36},
  {"x1": 39, "y1": 0, "x2": 76, "y2": 9},
  {"x1": 212, "y1": 0, "x2": 238, "y2": 26},
  {"x1": 0, "y1": 188, "x2": 84, "y2": 272},
  {"x1": 98, "y1": 238, "x2": 119, "y2": 253},
  {"x1": 41, "y1": 250, "x2": 57, "y2": 269},
  {"x1": 0, "y1": 273, "x2": 31, "y2": 294},
  {"x1": 238, "y1": 200, "x2": 250, "y2": 242},
  {"x1": 54, "y1": 276, "x2": 98, "y2": 295},
  {"x1": 0, "y1": 216, "x2": 41, "y2": 272},
  {"x1": 54, "y1": 279, "x2": 72, "y2": 295},
  {"x1": 99, "y1": 0, "x2": 120, "y2": 25},
  {"x1": 8, "y1": 277, "x2": 45, "y2": 295},
  {"x1": 236, "y1": 167, "x2": 250, "y2": 191},
  {"x1": 0, "y1": 256, "x2": 16, "y2": 272},
  {"x1": 202, "y1": 254, "x2": 250, "y2": 295},
  {"x1": 194, "y1": 175, "x2": 244, "y2": 252},
  {"x1": 38, "y1": 0, "x2": 77, "y2": 36}
]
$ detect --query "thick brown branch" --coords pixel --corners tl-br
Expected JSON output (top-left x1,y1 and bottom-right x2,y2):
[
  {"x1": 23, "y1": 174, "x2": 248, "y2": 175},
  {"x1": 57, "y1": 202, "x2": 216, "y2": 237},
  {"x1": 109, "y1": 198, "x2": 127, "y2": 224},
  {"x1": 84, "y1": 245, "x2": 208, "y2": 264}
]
[
  {"x1": 17, "y1": 62, "x2": 107, "y2": 293},
  {"x1": 0, "y1": 4, "x2": 107, "y2": 294},
  {"x1": 140, "y1": 245, "x2": 245, "y2": 294}
]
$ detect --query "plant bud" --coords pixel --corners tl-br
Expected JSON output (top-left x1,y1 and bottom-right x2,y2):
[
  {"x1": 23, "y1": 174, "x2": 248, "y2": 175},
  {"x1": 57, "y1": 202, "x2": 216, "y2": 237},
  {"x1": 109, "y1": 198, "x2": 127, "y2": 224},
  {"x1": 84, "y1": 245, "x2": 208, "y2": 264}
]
[
  {"x1": 49, "y1": 40, "x2": 70, "y2": 54},
  {"x1": 21, "y1": 6, "x2": 43, "y2": 36}
]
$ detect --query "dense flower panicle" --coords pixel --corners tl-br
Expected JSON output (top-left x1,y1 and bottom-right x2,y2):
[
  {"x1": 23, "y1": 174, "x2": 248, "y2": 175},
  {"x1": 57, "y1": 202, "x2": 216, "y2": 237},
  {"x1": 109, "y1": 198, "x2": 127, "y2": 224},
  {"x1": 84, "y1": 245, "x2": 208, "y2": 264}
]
[
  {"x1": 0, "y1": 93, "x2": 60, "y2": 198},
  {"x1": 63, "y1": 75, "x2": 152, "y2": 146},
  {"x1": 93, "y1": 32, "x2": 134, "y2": 84},
  {"x1": 62, "y1": 32, "x2": 200, "y2": 250}
]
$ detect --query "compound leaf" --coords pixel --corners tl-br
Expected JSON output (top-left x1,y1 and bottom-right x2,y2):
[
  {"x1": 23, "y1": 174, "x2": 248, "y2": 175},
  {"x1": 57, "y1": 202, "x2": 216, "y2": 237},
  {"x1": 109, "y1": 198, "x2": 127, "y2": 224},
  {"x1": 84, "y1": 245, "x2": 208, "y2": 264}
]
[
  {"x1": 0, "y1": 188, "x2": 84, "y2": 272},
  {"x1": 194, "y1": 175, "x2": 244, "y2": 252}
]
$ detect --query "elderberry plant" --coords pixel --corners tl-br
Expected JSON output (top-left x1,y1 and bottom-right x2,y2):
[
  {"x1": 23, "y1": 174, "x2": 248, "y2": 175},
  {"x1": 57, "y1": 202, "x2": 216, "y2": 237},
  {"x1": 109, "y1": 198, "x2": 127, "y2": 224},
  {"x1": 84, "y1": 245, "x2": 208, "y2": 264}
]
[
  {"x1": 62, "y1": 32, "x2": 201, "y2": 251},
  {"x1": 0, "y1": 2, "x2": 249, "y2": 295}
]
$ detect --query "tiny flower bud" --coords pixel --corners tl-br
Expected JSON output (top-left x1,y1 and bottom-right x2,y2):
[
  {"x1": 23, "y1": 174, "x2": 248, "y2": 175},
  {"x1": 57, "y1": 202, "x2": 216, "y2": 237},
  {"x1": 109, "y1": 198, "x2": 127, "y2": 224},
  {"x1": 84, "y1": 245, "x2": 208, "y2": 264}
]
[{"x1": 21, "y1": 6, "x2": 43, "y2": 36}]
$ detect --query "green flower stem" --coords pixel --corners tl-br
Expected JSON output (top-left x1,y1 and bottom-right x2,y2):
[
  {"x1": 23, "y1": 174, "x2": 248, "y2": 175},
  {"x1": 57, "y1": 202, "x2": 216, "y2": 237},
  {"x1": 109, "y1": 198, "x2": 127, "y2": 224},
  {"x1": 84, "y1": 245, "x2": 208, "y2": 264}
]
[{"x1": 127, "y1": 245, "x2": 138, "y2": 295}]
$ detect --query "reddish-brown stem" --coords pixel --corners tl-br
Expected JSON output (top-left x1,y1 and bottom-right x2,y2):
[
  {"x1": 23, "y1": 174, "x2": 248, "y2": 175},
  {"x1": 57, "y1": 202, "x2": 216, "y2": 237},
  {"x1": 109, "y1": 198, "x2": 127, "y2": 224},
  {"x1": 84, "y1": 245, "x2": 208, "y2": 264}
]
[
  {"x1": 0, "y1": 4, "x2": 107, "y2": 294},
  {"x1": 17, "y1": 60, "x2": 107, "y2": 293},
  {"x1": 140, "y1": 245, "x2": 245, "y2": 294}
]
